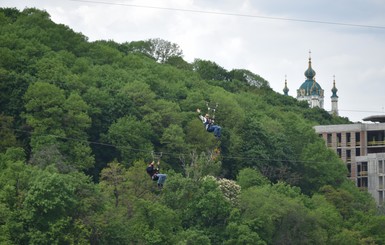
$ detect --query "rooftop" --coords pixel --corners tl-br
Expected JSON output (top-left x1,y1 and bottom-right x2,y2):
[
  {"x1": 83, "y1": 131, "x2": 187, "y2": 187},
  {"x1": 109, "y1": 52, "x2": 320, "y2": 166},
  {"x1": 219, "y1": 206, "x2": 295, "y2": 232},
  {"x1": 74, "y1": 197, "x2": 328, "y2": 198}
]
[{"x1": 363, "y1": 115, "x2": 385, "y2": 123}]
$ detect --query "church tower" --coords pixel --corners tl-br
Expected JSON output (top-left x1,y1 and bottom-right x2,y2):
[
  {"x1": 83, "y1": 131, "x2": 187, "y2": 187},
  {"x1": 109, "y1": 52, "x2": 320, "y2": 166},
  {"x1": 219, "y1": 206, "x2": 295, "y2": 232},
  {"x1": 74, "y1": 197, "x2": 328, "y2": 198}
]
[
  {"x1": 331, "y1": 76, "x2": 339, "y2": 116},
  {"x1": 283, "y1": 52, "x2": 341, "y2": 115},
  {"x1": 283, "y1": 75, "x2": 289, "y2": 96},
  {"x1": 296, "y1": 53, "x2": 324, "y2": 108}
]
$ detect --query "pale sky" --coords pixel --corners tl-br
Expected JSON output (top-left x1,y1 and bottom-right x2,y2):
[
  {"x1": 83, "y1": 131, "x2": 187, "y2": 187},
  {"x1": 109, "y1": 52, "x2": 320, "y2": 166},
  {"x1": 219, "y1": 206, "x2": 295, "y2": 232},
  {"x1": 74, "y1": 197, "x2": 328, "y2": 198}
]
[{"x1": 2, "y1": 0, "x2": 385, "y2": 122}]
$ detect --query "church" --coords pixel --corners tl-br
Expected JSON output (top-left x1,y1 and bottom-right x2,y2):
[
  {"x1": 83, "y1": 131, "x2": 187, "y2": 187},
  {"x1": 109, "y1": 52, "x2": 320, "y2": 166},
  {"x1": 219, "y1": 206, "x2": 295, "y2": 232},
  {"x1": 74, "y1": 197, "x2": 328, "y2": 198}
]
[{"x1": 283, "y1": 53, "x2": 339, "y2": 116}]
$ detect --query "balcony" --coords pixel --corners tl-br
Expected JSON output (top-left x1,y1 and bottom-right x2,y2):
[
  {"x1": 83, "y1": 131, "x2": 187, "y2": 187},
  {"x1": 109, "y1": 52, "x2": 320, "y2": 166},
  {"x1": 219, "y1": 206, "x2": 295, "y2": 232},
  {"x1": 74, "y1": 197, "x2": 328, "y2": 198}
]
[
  {"x1": 368, "y1": 140, "x2": 385, "y2": 146},
  {"x1": 346, "y1": 157, "x2": 352, "y2": 163},
  {"x1": 358, "y1": 171, "x2": 368, "y2": 176}
]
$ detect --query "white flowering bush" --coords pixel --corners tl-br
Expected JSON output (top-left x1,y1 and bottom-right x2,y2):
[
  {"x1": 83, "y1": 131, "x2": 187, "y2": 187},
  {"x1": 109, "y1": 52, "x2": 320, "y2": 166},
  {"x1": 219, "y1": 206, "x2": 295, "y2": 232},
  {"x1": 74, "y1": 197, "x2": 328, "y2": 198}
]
[
  {"x1": 217, "y1": 178, "x2": 241, "y2": 207},
  {"x1": 202, "y1": 176, "x2": 241, "y2": 207}
]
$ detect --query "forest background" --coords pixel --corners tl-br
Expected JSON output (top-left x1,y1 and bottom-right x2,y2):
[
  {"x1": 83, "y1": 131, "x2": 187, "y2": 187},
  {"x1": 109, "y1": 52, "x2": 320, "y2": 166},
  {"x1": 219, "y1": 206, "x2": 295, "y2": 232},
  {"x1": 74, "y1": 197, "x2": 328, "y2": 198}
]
[{"x1": 1, "y1": 7, "x2": 385, "y2": 245}]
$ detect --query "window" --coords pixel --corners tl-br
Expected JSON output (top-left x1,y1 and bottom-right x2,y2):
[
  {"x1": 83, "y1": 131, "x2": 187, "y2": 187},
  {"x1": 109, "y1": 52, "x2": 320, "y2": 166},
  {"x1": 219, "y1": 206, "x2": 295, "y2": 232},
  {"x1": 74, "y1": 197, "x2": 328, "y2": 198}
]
[
  {"x1": 357, "y1": 162, "x2": 368, "y2": 177},
  {"x1": 347, "y1": 163, "x2": 351, "y2": 177},
  {"x1": 346, "y1": 149, "x2": 351, "y2": 162},
  {"x1": 346, "y1": 132, "x2": 351, "y2": 146},
  {"x1": 357, "y1": 177, "x2": 368, "y2": 188},
  {"x1": 356, "y1": 132, "x2": 360, "y2": 146},
  {"x1": 327, "y1": 133, "x2": 332, "y2": 146},
  {"x1": 337, "y1": 149, "x2": 341, "y2": 158},
  {"x1": 337, "y1": 133, "x2": 342, "y2": 147},
  {"x1": 356, "y1": 148, "x2": 361, "y2": 157}
]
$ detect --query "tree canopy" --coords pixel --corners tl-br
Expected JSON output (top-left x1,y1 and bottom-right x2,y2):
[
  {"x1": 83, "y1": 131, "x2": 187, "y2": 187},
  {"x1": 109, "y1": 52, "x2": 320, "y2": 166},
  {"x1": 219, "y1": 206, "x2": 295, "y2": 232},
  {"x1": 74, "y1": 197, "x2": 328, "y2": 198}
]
[{"x1": 0, "y1": 7, "x2": 380, "y2": 245}]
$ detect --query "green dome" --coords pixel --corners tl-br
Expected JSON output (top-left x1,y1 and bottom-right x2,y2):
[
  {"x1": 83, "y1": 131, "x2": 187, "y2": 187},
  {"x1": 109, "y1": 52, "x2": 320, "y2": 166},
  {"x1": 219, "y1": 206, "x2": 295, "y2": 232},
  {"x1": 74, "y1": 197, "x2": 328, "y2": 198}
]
[
  {"x1": 304, "y1": 58, "x2": 316, "y2": 79},
  {"x1": 283, "y1": 78, "x2": 289, "y2": 95},
  {"x1": 331, "y1": 80, "x2": 338, "y2": 98},
  {"x1": 298, "y1": 58, "x2": 323, "y2": 96},
  {"x1": 299, "y1": 79, "x2": 323, "y2": 96}
]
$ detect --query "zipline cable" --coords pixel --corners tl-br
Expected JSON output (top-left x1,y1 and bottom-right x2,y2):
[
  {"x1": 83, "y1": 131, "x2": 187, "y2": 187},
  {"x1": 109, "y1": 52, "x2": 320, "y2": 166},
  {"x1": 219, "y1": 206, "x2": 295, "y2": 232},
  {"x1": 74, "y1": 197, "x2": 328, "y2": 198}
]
[
  {"x1": 67, "y1": 0, "x2": 385, "y2": 30},
  {"x1": 1, "y1": 125, "x2": 349, "y2": 165}
]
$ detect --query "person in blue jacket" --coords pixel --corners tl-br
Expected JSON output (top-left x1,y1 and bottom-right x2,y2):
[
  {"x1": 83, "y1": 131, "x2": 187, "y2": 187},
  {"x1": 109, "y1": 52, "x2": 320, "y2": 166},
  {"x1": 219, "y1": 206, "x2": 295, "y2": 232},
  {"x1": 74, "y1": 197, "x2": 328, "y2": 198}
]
[{"x1": 197, "y1": 108, "x2": 221, "y2": 139}]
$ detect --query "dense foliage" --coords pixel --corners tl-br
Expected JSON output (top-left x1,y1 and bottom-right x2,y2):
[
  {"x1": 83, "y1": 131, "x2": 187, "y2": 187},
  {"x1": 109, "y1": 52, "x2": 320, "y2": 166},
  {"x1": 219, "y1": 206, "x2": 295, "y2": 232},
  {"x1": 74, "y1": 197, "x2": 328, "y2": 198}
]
[{"x1": 1, "y1": 7, "x2": 383, "y2": 245}]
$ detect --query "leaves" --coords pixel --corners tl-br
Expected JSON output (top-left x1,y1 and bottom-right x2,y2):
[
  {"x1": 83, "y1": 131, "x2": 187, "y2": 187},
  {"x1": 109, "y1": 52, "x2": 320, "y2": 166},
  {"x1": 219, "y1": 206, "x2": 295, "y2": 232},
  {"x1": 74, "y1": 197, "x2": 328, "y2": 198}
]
[
  {"x1": 0, "y1": 7, "x2": 383, "y2": 244},
  {"x1": 107, "y1": 115, "x2": 154, "y2": 164},
  {"x1": 147, "y1": 38, "x2": 183, "y2": 63}
]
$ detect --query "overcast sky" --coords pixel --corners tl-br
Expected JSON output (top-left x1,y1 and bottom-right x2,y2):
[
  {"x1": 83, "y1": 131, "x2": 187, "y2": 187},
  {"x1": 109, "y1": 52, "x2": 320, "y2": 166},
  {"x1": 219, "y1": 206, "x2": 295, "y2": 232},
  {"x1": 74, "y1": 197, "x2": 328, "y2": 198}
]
[{"x1": 2, "y1": 0, "x2": 385, "y2": 122}]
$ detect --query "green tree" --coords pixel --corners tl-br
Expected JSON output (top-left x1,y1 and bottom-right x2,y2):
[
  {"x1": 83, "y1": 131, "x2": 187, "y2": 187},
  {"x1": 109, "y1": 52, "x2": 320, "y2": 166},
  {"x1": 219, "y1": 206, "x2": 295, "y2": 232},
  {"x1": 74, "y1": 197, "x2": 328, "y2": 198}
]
[
  {"x1": 299, "y1": 141, "x2": 347, "y2": 194},
  {"x1": 22, "y1": 170, "x2": 98, "y2": 244},
  {"x1": 147, "y1": 38, "x2": 183, "y2": 63},
  {"x1": 359, "y1": 214, "x2": 385, "y2": 244},
  {"x1": 165, "y1": 55, "x2": 193, "y2": 70},
  {"x1": 126, "y1": 199, "x2": 181, "y2": 244},
  {"x1": 192, "y1": 59, "x2": 230, "y2": 81},
  {"x1": 143, "y1": 99, "x2": 183, "y2": 140},
  {"x1": 181, "y1": 152, "x2": 221, "y2": 181},
  {"x1": 238, "y1": 183, "x2": 330, "y2": 244},
  {"x1": 0, "y1": 115, "x2": 18, "y2": 152},
  {"x1": 160, "y1": 124, "x2": 185, "y2": 151},
  {"x1": 33, "y1": 51, "x2": 75, "y2": 87},
  {"x1": 0, "y1": 147, "x2": 32, "y2": 244},
  {"x1": 239, "y1": 115, "x2": 271, "y2": 170},
  {"x1": 23, "y1": 172, "x2": 75, "y2": 244},
  {"x1": 116, "y1": 80, "x2": 156, "y2": 118},
  {"x1": 23, "y1": 82, "x2": 66, "y2": 151},
  {"x1": 225, "y1": 222, "x2": 266, "y2": 245},
  {"x1": 120, "y1": 40, "x2": 151, "y2": 55},
  {"x1": 124, "y1": 160, "x2": 155, "y2": 199},
  {"x1": 88, "y1": 41, "x2": 123, "y2": 65},
  {"x1": 320, "y1": 183, "x2": 376, "y2": 220},
  {"x1": 236, "y1": 167, "x2": 270, "y2": 190},
  {"x1": 229, "y1": 69, "x2": 269, "y2": 88},
  {"x1": 106, "y1": 115, "x2": 154, "y2": 164},
  {"x1": 99, "y1": 161, "x2": 127, "y2": 207},
  {"x1": 185, "y1": 119, "x2": 217, "y2": 152},
  {"x1": 24, "y1": 83, "x2": 94, "y2": 170},
  {"x1": 175, "y1": 229, "x2": 211, "y2": 245},
  {"x1": 307, "y1": 193, "x2": 344, "y2": 243},
  {"x1": 0, "y1": 69, "x2": 30, "y2": 117},
  {"x1": 329, "y1": 229, "x2": 362, "y2": 245},
  {"x1": 164, "y1": 175, "x2": 231, "y2": 243},
  {"x1": 160, "y1": 124, "x2": 188, "y2": 167}
]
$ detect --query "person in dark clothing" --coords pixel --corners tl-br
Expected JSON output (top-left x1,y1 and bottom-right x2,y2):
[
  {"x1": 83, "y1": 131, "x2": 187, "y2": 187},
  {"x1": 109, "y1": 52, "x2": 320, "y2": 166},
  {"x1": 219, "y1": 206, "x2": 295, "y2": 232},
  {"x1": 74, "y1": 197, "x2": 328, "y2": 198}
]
[
  {"x1": 197, "y1": 108, "x2": 221, "y2": 139},
  {"x1": 146, "y1": 160, "x2": 167, "y2": 189}
]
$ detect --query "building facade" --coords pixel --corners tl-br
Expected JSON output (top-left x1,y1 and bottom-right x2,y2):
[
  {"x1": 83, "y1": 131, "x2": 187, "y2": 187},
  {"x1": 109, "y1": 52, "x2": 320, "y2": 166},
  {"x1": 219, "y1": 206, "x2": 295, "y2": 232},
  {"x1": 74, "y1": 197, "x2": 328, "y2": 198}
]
[
  {"x1": 314, "y1": 122, "x2": 385, "y2": 205},
  {"x1": 356, "y1": 153, "x2": 385, "y2": 205}
]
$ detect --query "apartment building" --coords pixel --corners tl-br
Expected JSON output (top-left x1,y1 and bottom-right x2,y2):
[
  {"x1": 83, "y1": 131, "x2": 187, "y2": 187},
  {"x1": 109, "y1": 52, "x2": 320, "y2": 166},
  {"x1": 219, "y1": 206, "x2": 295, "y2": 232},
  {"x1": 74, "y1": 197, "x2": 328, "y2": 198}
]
[
  {"x1": 356, "y1": 153, "x2": 385, "y2": 205},
  {"x1": 314, "y1": 116, "x2": 385, "y2": 205}
]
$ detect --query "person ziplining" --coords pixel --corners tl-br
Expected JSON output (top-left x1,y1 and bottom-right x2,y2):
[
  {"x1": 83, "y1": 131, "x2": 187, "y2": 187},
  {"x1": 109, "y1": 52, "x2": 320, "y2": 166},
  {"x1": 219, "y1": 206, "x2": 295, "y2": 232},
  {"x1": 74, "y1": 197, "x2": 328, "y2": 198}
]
[
  {"x1": 196, "y1": 108, "x2": 221, "y2": 139},
  {"x1": 146, "y1": 152, "x2": 167, "y2": 189}
]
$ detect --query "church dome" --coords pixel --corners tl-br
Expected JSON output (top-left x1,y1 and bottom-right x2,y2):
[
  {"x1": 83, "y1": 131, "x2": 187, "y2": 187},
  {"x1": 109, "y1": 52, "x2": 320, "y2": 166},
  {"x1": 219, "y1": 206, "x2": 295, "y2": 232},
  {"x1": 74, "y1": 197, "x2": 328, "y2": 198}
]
[
  {"x1": 304, "y1": 58, "x2": 316, "y2": 79},
  {"x1": 298, "y1": 57, "x2": 323, "y2": 96},
  {"x1": 331, "y1": 79, "x2": 338, "y2": 98},
  {"x1": 299, "y1": 79, "x2": 323, "y2": 96}
]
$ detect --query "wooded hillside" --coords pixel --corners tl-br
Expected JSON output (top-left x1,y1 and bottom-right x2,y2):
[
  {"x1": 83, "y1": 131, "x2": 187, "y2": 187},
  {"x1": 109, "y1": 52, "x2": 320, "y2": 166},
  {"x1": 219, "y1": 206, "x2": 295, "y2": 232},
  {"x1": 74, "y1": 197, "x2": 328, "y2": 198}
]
[{"x1": 1, "y1": 8, "x2": 384, "y2": 245}]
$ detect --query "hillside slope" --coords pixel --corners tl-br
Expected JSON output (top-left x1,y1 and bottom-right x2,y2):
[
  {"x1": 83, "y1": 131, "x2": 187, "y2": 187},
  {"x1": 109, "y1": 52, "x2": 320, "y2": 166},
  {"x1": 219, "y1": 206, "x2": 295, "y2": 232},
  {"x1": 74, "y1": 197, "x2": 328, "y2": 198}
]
[{"x1": 1, "y1": 8, "x2": 383, "y2": 245}]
